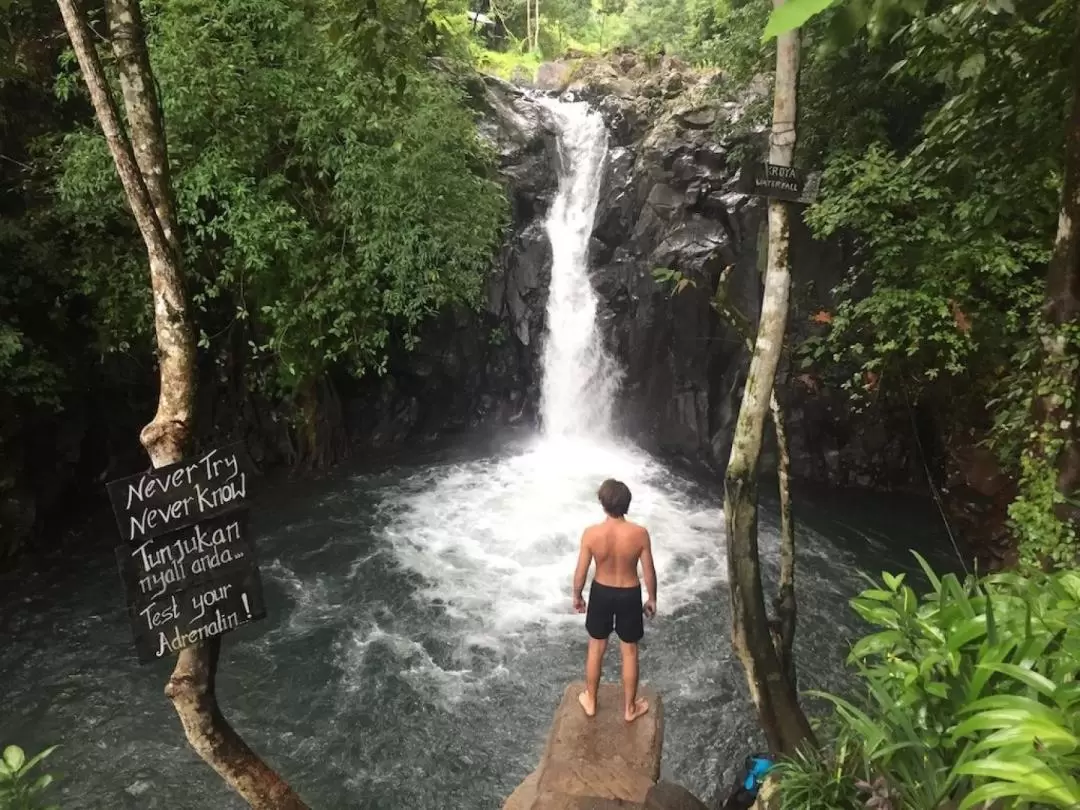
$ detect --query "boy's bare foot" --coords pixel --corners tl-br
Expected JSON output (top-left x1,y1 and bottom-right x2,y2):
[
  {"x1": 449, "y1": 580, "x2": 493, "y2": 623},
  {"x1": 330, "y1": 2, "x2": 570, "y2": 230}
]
[
  {"x1": 624, "y1": 698, "x2": 649, "y2": 722},
  {"x1": 578, "y1": 691, "x2": 596, "y2": 717}
]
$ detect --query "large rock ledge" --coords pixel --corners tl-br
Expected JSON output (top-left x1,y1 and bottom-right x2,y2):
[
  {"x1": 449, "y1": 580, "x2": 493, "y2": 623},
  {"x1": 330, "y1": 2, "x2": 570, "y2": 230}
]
[{"x1": 505, "y1": 682, "x2": 708, "y2": 810}]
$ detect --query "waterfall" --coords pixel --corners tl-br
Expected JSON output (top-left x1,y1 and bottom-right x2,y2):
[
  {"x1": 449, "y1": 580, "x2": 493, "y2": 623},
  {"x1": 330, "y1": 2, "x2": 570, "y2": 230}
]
[
  {"x1": 537, "y1": 99, "x2": 622, "y2": 439},
  {"x1": 368, "y1": 96, "x2": 725, "y2": 636}
]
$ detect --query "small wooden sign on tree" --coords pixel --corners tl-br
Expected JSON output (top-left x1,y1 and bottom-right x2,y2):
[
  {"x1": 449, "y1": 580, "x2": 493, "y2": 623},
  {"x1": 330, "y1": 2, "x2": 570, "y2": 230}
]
[{"x1": 742, "y1": 162, "x2": 821, "y2": 204}]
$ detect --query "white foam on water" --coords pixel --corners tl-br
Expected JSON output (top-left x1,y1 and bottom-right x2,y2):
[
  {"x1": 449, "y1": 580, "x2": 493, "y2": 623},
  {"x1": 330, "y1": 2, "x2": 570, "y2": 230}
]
[
  {"x1": 337, "y1": 622, "x2": 472, "y2": 708},
  {"x1": 380, "y1": 436, "x2": 726, "y2": 642},
  {"x1": 375, "y1": 98, "x2": 725, "y2": 665},
  {"x1": 254, "y1": 559, "x2": 343, "y2": 647}
]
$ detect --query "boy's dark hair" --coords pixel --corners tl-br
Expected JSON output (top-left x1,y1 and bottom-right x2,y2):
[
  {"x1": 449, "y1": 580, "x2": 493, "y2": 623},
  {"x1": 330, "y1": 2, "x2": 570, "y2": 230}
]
[{"x1": 598, "y1": 479, "x2": 632, "y2": 517}]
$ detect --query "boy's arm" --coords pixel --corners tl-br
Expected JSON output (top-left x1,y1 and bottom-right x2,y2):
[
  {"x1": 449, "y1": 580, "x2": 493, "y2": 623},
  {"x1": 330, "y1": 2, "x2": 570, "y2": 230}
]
[
  {"x1": 641, "y1": 529, "x2": 657, "y2": 609},
  {"x1": 572, "y1": 530, "x2": 593, "y2": 612}
]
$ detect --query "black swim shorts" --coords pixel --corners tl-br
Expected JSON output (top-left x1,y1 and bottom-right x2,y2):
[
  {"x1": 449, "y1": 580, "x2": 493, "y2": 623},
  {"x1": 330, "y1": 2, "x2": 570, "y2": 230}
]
[{"x1": 585, "y1": 582, "x2": 644, "y2": 644}]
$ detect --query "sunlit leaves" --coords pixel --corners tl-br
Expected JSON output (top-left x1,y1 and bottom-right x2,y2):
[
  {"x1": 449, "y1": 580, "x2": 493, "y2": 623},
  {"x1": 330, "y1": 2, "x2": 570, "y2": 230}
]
[
  {"x1": 762, "y1": 0, "x2": 1018, "y2": 41},
  {"x1": 761, "y1": 0, "x2": 840, "y2": 41}
]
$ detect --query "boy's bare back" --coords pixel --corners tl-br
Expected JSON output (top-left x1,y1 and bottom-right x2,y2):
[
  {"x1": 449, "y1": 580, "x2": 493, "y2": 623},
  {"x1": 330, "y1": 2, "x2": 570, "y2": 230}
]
[
  {"x1": 573, "y1": 478, "x2": 657, "y2": 723},
  {"x1": 583, "y1": 520, "x2": 651, "y2": 589}
]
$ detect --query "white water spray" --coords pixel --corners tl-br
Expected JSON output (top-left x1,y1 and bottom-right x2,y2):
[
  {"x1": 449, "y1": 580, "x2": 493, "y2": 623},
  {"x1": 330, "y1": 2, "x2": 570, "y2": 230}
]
[
  {"x1": 371, "y1": 97, "x2": 725, "y2": 663},
  {"x1": 537, "y1": 99, "x2": 621, "y2": 437}
]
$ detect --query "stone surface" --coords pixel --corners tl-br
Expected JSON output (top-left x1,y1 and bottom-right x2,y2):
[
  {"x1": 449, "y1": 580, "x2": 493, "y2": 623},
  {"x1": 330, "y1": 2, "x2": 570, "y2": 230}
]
[
  {"x1": 644, "y1": 782, "x2": 711, "y2": 810},
  {"x1": 505, "y1": 771, "x2": 541, "y2": 810},
  {"x1": 537, "y1": 61, "x2": 576, "y2": 92},
  {"x1": 533, "y1": 793, "x2": 640, "y2": 809},
  {"x1": 504, "y1": 682, "x2": 665, "y2": 810},
  {"x1": 538, "y1": 682, "x2": 663, "y2": 801}
]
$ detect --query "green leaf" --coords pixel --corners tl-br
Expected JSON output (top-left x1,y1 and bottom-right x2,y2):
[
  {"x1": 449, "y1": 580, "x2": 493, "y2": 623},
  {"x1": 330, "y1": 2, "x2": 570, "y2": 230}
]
[
  {"x1": 32, "y1": 773, "x2": 54, "y2": 792},
  {"x1": 20, "y1": 746, "x2": 58, "y2": 775},
  {"x1": 762, "y1": 0, "x2": 840, "y2": 41},
  {"x1": 911, "y1": 550, "x2": 941, "y2": 593},
  {"x1": 850, "y1": 629, "x2": 903, "y2": 659},
  {"x1": 955, "y1": 756, "x2": 1080, "y2": 805},
  {"x1": 957, "y1": 52, "x2": 986, "y2": 80},
  {"x1": 978, "y1": 662, "x2": 1057, "y2": 698},
  {"x1": 2, "y1": 747, "x2": 25, "y2": 773},
  {"x1": 958, "y1": 781, "x2": 1032, "y2": 810}
]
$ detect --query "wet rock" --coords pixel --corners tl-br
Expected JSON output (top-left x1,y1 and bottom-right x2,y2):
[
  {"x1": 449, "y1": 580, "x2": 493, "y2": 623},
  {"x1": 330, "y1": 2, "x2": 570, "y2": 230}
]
[
  {"x1": 537, "y1": 61, "x2": 575, "y2": 92},
  {"x1": 676, "y1": 106, "x2": 718, "y2": 129},
  {"x1": 504, "y1": 682, "x2": 664, "y2": 809},
  {"x1": 644, "y1": 782, "x2": 710, "y2": 810}
]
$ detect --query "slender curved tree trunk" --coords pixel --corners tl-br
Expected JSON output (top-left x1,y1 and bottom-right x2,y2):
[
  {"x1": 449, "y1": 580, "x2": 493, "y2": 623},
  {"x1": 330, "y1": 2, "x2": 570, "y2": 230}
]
[
  {"x1": 713, "y1": 266, "x2": 797, "y2": 688},
  {"x1": 723, "y1": 0, "x2": 813, "y2": 756},
  {"x1": 55, "y1": 1, "x2": 309, "y2": 806}
]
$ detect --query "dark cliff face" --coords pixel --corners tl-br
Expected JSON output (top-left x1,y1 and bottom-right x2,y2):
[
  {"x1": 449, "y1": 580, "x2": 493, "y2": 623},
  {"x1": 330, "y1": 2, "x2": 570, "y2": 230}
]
[{"x1": 350, "y1": 61, "x2": 923, "y2": 493}]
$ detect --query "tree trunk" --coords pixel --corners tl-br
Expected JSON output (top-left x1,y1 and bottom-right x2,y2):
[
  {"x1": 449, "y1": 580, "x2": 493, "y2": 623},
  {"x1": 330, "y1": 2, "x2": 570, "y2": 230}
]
[
  {"x1": 1031, "y1": 10, "x2": 1080, "y2": 563},
  {"x1": 712, "y1": 265, "x2": 797, "y2": 689},
  {"x1": 771, "y1": 395, "x2": 797, "y2": 690},
  {"x1": 722, "y1": 0, "x2": 813, "y2": 757},
  {"x1": 166, "y1": 639, "x2": 310, "y2": 810},
  {"x1": 105, "y1": 0, "x2": 179, "y2": 257},
  {"x1": 55, "y1": 2, "x2": 310, "y2": 806}
]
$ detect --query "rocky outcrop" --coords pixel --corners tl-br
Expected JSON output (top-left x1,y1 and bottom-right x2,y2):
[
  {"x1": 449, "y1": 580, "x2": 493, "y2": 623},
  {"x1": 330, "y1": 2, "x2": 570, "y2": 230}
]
[
  {"x1": 504, "y1": 682, "x2": 708, "y2": 810},
  {"x1": 344, "y1": 55, "x2": 924, "y2": 489}
]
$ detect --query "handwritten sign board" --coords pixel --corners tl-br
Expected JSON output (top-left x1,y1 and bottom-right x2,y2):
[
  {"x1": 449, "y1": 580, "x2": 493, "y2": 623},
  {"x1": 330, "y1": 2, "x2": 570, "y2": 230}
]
[
  {"x1": 106, "y1": 442, "x2": 256, "y2": 544},
  {"x1": 114, "y1": 510, "x2": 256, "y2": 604},
  {"x1": 105, "y1": 442, "x2": 267, "y2": 663},
  {"x1": 126, "y1": 565, "x2": 267, "y2": 664},
  {"x1": 742, "y1": 163, "x2": 820, "y2": 203}
]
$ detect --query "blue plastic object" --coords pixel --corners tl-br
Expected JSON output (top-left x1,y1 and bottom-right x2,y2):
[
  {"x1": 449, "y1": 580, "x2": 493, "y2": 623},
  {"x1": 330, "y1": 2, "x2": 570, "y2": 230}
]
[{"x1": 741, "y1": 754, "x2": 774, "y2": 793}]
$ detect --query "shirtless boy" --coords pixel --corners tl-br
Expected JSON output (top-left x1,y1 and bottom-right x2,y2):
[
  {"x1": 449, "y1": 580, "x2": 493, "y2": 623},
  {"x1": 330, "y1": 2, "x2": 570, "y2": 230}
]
[{"x1": 572, "y1": 478, "x2": 657, "y2": 723}]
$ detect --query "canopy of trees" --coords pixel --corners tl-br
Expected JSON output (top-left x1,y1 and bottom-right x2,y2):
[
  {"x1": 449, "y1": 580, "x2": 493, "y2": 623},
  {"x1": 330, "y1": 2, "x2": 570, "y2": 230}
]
[{"x1": 0, "y1": 0, "x2": 507, "y2": 494}]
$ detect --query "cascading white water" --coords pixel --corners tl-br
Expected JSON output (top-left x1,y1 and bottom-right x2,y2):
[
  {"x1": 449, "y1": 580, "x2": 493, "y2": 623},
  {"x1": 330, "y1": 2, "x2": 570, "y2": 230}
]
[
  {"x1": 371, "y1": 97, "x2": 725, "y2": 662},
  {"x1": 537, "y1": 99, "x2": 621, "y2": 437}
]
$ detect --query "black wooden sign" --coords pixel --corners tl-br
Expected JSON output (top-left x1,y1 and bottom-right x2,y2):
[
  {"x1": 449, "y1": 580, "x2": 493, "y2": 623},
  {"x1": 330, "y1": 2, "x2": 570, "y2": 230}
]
[
  {"x1": 744, "y1": 163, "x2": 820, "y2": 203},
  {"x1": 106, "y1": 442, "x2": 257, "y2": 544},
  {"x1": 115, "y1": 509, "x2": 256, "y2": 605},
  {"x1": 105, "y1": 442, "x2": 268, "y2": 664},
  {"x1": 126, "y1": 565, "x2": 267, "y2": 664}
]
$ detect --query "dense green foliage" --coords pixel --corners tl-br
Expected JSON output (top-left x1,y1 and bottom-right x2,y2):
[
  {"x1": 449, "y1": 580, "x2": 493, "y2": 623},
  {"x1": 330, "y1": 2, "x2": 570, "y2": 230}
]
[
  {"x1": 639, "y1": 2, "x2": 1080, "y2": 802},
  {"x1": 612, "y1": 0, "x2": 1077, "y2": 565},
  {"x1": 776, "y1": 558, "x2": 1080, "y2": 809},
  {"x1": 0, "y1": 744, "x2": 59, "y2": 810},
  {"x1": 55, "y1": 0, "x2": 506, "y2": 398},
  {"x1": 0, "y1": 0, "x2": 509, "y2": 540},
  {"x1": 473, "y1": 0, "x2": 768, "y2": 73},
  {"x1": 792, "y1": 1, "x2": 1076, "y2": 566},
  {"x1": 0, "y1": 0, "x2": 509, "y2": 553}
]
